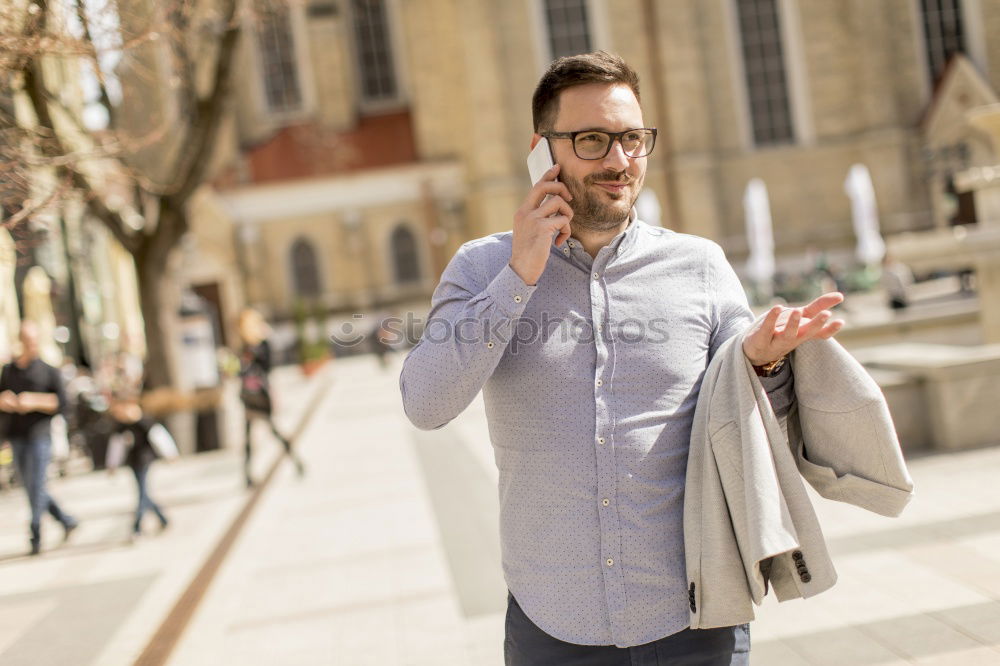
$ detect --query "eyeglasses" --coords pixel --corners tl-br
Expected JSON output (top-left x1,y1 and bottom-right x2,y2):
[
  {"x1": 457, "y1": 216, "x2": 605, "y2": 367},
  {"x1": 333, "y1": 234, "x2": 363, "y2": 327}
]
[{"x1": 541, "y1": 128, "x2": 657, "y2": 160}]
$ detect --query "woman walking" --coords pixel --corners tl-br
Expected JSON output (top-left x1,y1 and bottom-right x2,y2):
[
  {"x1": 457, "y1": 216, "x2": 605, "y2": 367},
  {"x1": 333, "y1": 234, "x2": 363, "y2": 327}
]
[
  {"x1": 238, "y1": 308, "x2": 305, "y2": 488},
  {"x1": 108, "y1": 396, "x2": 175, "y2": 539}
]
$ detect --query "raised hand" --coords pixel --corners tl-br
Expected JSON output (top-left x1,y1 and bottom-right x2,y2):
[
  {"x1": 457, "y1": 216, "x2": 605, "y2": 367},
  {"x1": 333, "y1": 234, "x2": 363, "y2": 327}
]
[
  {"x1": 509, "y1": 164, "x2": 574, "y2": 286},
  {"x1": 742, "y1": 292, "x2": 845, "y2": 366}
]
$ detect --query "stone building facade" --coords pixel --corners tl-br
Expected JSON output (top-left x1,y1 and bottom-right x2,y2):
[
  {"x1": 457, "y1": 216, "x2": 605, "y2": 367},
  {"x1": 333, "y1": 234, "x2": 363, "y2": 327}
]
[{"x1": 214, "y1": 0, "x2": 1000, "y2": 320}]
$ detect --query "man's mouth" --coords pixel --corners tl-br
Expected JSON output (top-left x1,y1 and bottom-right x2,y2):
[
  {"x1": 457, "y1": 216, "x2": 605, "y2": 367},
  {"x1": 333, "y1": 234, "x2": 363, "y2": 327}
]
[{"x1": 594, "y1": 182, "x2": 628, "y2": 194}]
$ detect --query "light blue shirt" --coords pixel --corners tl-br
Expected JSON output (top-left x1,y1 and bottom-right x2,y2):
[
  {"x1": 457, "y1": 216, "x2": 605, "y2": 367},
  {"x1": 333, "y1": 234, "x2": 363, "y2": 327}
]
[{"x1": 400, "y1": 217, "x2": 792, "y2": 647}]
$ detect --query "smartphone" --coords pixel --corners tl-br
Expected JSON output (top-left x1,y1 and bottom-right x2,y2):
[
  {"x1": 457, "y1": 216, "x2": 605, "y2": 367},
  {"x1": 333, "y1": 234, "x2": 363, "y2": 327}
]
[{"x1": 527, "y1": 137, "x2": 556, "y2": 186}]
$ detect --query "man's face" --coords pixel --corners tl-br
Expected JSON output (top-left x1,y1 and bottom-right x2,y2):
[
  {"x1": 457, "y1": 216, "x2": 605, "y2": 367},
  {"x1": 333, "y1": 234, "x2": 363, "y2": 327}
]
[
  {"x1": 541, "y1": 83, "x2": 647, "y2": 232},
  {"x1": 18, "y1": 323, "x2": 39, "y2": 359}
]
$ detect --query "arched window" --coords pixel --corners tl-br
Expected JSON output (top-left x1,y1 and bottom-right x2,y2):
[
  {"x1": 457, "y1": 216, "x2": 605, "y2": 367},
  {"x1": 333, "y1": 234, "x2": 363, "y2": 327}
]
[
  {"x1": 290, "y1": 237, "x2": 322, "y2": 298},
  {"x1": 390, "y1": 225, "x2": 420, "y2": 285}
]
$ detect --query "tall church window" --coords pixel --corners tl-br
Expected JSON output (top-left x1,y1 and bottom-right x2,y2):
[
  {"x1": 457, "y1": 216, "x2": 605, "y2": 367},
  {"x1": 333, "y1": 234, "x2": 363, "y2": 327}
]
[
  {"x1": 920, "y1": 0, "x2": 966, "y2": 84},
  {"x1": 352, "y1": 0, "x2": 400, "y2": 105},
  {"x1": 735, "y1": 0, "x2": 795, "y2": 146},
  {"x1": 543, "y1": 0, "x2": 592, "y2": 59},
  {"x1": 258, "y1": 5, "x2": 304, "y2": 114}
]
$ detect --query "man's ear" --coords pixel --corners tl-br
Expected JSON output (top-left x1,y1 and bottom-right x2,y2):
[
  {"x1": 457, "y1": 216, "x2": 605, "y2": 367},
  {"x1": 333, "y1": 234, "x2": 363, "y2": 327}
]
[{"x1": 529, "y1": 133, "x2": 542, "y2": 150}]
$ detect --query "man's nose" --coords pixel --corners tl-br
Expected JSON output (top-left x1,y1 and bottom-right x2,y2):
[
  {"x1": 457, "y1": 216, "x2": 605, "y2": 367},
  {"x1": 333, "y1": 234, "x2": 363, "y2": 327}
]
[{"x1": 602, "y1": 138, "x2": 630, "y2": 171}]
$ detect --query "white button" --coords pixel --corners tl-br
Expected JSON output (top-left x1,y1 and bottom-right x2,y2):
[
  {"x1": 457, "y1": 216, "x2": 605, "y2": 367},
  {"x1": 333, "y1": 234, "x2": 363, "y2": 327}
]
[
  {"x1": 596, "y1": 379, "x2": 603, "y2": 387},
  {"x1": 513, "y1": 295, "x2": 522, "y2": 303},
  {"x1": 562, "y1": 248, "x2": 570, "y2": 255},
  {"x1": 487, "y1": 342, "x2": 494, "y2": 349},
  {"x1": 597, "y1": 323, "x2": 603, "y2": 332},
  {"x1": 606, "y1": 558, "x2": 614, "y2": 567},
  {"x1": 593, "y1": 273, "x2": 600, "y2": 280},
  {"x1": 602, "y1": 498, "x2": 610, "y2": 507},
  {"x1": 598, "y1": 437, "x2": 606, "y2": 445}
]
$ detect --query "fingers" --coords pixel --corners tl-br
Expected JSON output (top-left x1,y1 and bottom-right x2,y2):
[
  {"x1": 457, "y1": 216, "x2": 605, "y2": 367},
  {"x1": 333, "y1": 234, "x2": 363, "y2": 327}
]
[
  {"x1": 553, "y1": 218, "x2": 572, "y2": 246},
  {"x1": 778, "y1": 308, "x2": 802, "y2": 339},
  {"x1": 760, "y1": 306, "x2": 782, "y2": 340},
  {"x1": 527, "y1": 166, "x2": 572, "y2": 208},
  {"x1": 535, "y1": 194, "x2": 574, "y2": 222},
  {"x1": 801, "y1": 292, "x2": 844, "y2": 318}
]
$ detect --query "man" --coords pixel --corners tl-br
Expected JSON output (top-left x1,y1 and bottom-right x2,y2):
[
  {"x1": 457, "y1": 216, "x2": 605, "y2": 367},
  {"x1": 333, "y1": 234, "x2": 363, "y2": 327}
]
[
  {"x1": 400, "y1": 52, "x2": 843, "y2": 664},
  {"x1": 0, "y1": 321, "x2": 79, "y2": 555}
]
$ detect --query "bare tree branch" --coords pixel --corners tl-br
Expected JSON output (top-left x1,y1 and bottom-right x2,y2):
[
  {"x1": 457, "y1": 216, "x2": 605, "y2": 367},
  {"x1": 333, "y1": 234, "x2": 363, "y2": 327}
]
[
  {"x1": 20, "y1": 36, "x2": 141, "y2": 254},
  {"x1": 72, "y1": 0, "x2": 115, "y2": 128},
  {"x1": 168, "y1": 0, "x2": 240, "y2": 204}
]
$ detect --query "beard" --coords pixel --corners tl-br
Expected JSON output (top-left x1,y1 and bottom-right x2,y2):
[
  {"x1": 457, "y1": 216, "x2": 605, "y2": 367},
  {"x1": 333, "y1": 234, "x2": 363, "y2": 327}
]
[{"x1": 562, "y1": 169, "x2": 643, "y2": 232}]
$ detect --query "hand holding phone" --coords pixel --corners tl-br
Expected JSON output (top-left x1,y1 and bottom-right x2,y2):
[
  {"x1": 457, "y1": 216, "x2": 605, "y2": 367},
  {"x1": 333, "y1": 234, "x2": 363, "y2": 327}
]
[{"x1": 511, "y1": 139, "x2": 575, "y2": 285}]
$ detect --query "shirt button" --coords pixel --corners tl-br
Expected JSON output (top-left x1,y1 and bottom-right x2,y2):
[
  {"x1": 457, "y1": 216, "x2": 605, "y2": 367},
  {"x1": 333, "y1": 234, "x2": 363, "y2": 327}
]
[
  {"x1": 602, "y1": 498, "x2": 610, "y2": 507},
  {"x1": 606, "y1": 558, "x2": 614, "y2": 567},
  {"x1": 562, "y1": 247, "x2": 570, "y2": 255},
  {"x1": 598, "y1": 437, "x2": 606, "y2": 445},
  {"x1": 593, "y1": 273, "x2": 600, "y2": 280},
  {"x1": 595, "y1": 379, "x2": 603, "y2": 387},
  {"x1": 486, "y1": 342, "x2": 494, "y2": 349},
  {"x1": 513, "y1": 295, "x2": 522, "y2": 303}
]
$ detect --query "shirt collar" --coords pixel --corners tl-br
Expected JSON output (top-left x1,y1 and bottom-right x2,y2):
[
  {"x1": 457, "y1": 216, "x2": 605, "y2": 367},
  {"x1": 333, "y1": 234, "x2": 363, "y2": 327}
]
[{"x1": 554, "y1": 206, "x2": 643, "y2": 259}]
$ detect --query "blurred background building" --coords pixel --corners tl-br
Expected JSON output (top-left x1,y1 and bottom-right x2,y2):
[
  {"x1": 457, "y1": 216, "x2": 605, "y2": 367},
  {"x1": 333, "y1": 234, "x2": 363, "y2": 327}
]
[
  {"x1": 201, "y1": 0, "x2": 999, "y2": 332},
  {"x1": 5, "y1": 0, "x2": 1000, "y2": 394}
]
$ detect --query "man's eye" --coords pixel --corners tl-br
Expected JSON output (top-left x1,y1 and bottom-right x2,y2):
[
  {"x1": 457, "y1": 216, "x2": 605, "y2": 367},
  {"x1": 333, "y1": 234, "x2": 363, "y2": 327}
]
[
  {"x1": 624, "y1": 132, "x2": 642, "y2": 142},
  {"x1": 577, "y1": 133, "x2": 604, "y2": 143}
]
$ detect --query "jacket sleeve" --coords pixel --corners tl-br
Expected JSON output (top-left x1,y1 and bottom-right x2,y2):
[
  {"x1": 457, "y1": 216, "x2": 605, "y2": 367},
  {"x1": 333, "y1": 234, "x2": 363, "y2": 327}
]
[
  {"x1": 788, "y1": 340, "x2": 915, "y2": 517},
  {"x1": 399, "y1": 242, "x2": 537, "y2": 430}
]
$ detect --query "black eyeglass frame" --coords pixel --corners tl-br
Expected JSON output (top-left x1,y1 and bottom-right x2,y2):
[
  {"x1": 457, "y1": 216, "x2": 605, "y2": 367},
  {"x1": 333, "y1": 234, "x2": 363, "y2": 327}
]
[{"x1": 540, "y1": 128, "x2": 658, "y2": 160}]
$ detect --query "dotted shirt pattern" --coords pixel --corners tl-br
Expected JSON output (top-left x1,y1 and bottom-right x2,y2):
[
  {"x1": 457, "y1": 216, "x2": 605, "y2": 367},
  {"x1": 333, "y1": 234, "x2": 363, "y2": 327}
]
[{"x1": 399, "y1": 217, "x2": 792, "y2": 648}]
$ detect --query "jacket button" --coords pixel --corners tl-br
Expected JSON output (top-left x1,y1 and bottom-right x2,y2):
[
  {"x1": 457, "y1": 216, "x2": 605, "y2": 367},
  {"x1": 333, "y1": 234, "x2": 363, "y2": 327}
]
[
  {"x1": 792, "y1": 551, "x2": 803, "y2": 561},
  {"x1": 800, "y1": 572, "x2": 812, "y2": 583}
]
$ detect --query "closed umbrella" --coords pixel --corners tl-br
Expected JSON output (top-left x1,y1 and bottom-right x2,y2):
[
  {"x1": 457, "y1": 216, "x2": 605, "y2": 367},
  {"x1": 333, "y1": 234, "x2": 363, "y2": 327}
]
[
  {"x1": 743, "y1": 178, "x2": 776, "y2": 302},
  {"x1": 845, "y1": 163, "x2": 886, "y2": 266}
]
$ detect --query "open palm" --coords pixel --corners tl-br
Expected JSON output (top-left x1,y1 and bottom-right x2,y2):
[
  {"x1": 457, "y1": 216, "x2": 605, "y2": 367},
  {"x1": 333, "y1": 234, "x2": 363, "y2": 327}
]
[{"x1": 742, "y1": 292, "x2": 845, "y2": 366}]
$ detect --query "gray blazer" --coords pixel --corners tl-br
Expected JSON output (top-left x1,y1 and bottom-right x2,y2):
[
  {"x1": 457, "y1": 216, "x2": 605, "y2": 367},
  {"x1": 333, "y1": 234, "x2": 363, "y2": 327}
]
[{"x1": 683, "y1": 334, "x2": 914, "y2": 629}]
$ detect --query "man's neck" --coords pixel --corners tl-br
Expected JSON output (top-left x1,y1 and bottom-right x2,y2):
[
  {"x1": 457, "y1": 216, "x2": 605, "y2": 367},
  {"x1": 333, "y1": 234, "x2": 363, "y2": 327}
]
[
  {"x1": 572, "y1": 220, "x2": 630, "y2": 259},
  {"x1": 15, "y1": 354, "x2": 36, "y2": 369}
]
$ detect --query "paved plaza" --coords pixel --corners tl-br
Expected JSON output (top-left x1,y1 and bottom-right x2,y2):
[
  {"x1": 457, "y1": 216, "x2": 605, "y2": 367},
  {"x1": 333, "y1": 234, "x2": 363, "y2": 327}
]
[{"x1": 0, "y1": 353, "x2": 999, "y2": 665}]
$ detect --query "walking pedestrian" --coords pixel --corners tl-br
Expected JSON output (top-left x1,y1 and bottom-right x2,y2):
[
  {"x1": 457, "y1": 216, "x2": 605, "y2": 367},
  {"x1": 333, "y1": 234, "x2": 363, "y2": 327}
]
[
  {"x1": 400, "y1": 52, "x2": 850, "y2": 664},
  {"x1": 107, "y1": 395, "x2": 175, "y2": 539},
  {"x1": 238, "y1": 308, "x2": 305, "y2": 488},
  {"x1": 0, "y1": 321, "x2": 79, "y2": 555}
]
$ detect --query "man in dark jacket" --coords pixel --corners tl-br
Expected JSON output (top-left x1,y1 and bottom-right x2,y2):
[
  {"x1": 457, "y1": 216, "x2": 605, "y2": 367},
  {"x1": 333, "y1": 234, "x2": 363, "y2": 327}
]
[{"x1": 0, "y1": 321, "x2": 79, "y2": 555}]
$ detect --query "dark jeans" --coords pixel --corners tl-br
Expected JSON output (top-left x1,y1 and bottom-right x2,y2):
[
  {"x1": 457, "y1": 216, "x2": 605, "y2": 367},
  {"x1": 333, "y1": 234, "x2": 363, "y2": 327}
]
[
  {"x1": 505, "y1": 593, "x2": 750, "y2": 666},
  {"x1": 10, "y1": 434, "x2": 75, "y2": 543},
  {"x1": 132, "y1": 462, "x2": 167, "y2": 532}
]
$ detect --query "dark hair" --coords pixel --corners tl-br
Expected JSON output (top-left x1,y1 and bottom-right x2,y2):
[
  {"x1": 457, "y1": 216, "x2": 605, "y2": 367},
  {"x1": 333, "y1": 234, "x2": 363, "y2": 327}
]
[{"x1": 531, "y1": 51, "x2": 641, "y2": 133}]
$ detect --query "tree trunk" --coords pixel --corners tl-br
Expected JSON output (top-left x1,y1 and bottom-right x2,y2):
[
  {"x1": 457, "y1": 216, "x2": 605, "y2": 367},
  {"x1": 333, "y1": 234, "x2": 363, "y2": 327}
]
[{"x1": 135, "y1": 203, "x2": 187, "y2": 390}]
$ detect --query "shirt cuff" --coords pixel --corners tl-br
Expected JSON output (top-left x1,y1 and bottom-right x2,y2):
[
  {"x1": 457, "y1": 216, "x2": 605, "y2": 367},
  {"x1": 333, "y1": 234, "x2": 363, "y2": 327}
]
[{"x1": 486, "y1": 264, "x2": 538, "y2": 317}]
